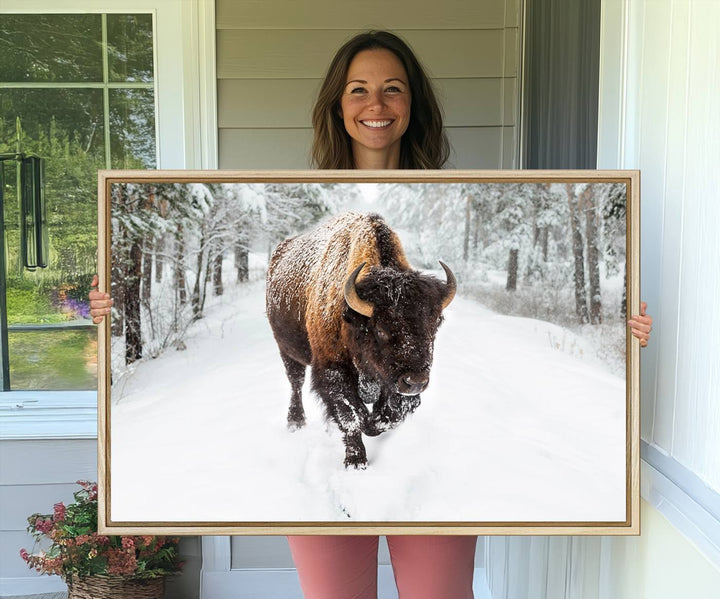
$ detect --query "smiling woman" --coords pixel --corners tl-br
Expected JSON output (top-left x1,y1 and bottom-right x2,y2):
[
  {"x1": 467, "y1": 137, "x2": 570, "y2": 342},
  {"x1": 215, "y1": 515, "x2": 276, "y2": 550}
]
[
  {"x1": 340, "y1": 49, "x2": 412, "y2": 169},
  {"x1": 311, "y1": 30, "x2": 449, "y2": 170}
]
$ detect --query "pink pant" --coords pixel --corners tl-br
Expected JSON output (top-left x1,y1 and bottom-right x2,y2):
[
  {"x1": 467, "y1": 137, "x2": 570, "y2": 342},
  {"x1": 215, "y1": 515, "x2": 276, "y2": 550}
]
[{"x1": 287, "y1": 535, "x2": 477, "y2": 599}]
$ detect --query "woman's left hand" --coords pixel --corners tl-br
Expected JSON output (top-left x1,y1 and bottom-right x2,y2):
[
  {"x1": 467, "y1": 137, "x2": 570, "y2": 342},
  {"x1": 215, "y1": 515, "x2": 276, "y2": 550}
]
[{"x1": 628, "y1": 301, "x2": 653, "y2": 348}]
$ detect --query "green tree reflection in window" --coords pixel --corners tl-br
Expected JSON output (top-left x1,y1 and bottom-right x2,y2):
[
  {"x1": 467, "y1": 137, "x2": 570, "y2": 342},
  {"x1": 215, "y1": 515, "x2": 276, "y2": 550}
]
[{"x1": 0, "y1": 13, "x2": 156, "y2": 390}]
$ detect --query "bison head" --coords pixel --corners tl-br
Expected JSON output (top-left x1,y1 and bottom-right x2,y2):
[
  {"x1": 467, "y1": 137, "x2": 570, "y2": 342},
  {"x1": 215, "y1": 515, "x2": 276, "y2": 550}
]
[{"x1": 342, "y1": 262, "x2": 455, "y2": 397}]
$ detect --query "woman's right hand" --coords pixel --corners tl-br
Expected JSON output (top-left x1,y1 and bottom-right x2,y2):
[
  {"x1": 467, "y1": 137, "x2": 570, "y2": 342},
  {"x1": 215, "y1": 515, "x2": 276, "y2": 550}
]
[{"x1": 89, "y1": 274, "x2": 113, "y2": 324}]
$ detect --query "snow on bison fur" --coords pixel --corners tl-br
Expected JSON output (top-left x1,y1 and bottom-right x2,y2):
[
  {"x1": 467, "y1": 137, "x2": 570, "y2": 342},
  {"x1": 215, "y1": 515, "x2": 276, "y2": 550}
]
[{"x1": 266, "y1": 212, "x2": 456, "y2": 469}]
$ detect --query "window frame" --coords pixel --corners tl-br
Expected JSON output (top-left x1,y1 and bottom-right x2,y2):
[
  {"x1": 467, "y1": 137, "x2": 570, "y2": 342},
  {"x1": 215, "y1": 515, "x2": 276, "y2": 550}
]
[{"x1": 0, "y1": 0, "x2": 217, "y2": 439}]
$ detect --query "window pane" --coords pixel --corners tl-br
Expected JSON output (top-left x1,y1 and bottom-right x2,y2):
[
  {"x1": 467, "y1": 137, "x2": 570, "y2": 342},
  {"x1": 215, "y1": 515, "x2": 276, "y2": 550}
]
[
  {"x1": 1, "y1": 88, "x2": 105, "y2": 282},
  {"x1": 110, "y1": 89, "x2": 156, "y2": 168},
  {"x1": 1, "y1": 88, "x2": 102, "y2": 391},
  {"x1": 107, "y1": 14, "x2": 154, "y2": 83},
  {"x1": 8, "y1": 329, "x2": 97, "y2": 390},
  {"x1": 0, "y1": 89, "x2": 106, "y2": 161},
  {"x1": 0, "y1": 15, "x2": 103, "y2": 82}
]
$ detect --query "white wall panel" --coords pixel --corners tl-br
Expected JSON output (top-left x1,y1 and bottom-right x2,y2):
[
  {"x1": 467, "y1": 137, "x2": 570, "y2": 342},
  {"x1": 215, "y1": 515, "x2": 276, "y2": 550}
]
[
  {"x1": 653, "y1": 0, "x2": 690, "y2": 456},
  {"x1": 600, "y1": 0, "x2": 720, "y2": 489},
  {"x1": 672, "y1": 3, "x2": 720, "y2": 486},
  {"x1": 634, "y1": 0, "x2": 674, "y2": 451}
]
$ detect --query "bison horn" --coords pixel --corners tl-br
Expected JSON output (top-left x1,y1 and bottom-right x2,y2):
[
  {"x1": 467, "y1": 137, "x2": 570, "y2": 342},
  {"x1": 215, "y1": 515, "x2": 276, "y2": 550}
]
[
  {"x1": 439, "y1": 261, "x2": 456, "y2": 309},
  {"x1": 344, "y1": 262, "x2": 374, "y2": 317}
]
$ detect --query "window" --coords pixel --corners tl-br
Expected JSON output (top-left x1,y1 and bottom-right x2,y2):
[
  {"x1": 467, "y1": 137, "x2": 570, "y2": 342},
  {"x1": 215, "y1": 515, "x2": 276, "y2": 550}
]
[
  {"x1": 0, "y1": 1, "x2": 214, "y2": 439},
  {"x1": 0, "y1": 13, "x2": 156, "y2": 391}
]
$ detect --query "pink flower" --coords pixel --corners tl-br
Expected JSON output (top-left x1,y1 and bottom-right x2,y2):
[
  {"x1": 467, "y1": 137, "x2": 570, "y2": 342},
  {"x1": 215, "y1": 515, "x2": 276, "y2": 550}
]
[
  {"x1": 43, "y1": 556, "x2": 64, "y2": 576},
  {"x1": 107, "y1": 548, "x2": 137, "y2": 576},
  {"x1": 19, "y1": 548, "x2": 29, "y2": 562},
  {"x1": 53, "y1": 502, "x2": 66, "y2": 522},
  {"x1": 34, "y1": 518, "x2": 54, "y2": 534},
  {"x1": 121, "y1": 537, "x2": 135, "y2": 549}
]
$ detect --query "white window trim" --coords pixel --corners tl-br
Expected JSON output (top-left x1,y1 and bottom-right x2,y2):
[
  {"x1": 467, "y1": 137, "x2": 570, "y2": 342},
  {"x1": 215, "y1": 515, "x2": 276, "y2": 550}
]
[
  {"x1": 0, "y1": 1, "x2": 217, "y2": 440},
  {"x1": 0, "y1": 391, "x2": 97, "y2": 439}
]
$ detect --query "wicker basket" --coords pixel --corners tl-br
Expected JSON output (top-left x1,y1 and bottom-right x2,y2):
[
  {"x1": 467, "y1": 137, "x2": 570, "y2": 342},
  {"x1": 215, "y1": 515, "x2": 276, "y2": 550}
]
[{"x1": 67, "y1": 575, "x2": 164, "y2": 599}]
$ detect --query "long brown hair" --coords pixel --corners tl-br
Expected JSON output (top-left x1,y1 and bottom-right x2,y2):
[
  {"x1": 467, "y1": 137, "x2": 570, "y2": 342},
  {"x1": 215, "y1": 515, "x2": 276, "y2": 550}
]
[{"x1": 311, "y1": 31, "x2": 449, "y2": 170}]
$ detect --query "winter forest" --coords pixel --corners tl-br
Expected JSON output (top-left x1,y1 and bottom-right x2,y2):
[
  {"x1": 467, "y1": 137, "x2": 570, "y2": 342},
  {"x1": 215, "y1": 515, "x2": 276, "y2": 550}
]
[
  {"x1": 108, "y1": 180, "x2": 630, "y2": 523},
  {"x1": 110, "y1": 180, "x2": 627, "y2": 380}
]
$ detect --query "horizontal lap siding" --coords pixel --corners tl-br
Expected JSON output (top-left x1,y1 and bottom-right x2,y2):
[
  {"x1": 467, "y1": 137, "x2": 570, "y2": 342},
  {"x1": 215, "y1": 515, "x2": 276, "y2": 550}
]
[
  {"x1": 216, "y1": 0, "x2": 522, "y2": 170},
  {"x1": 216, "y1": 0, "x2": 514, "y2": 30},
  {"x1": 217, "y1": 30, "x2": 512, "y2": 79},
  {"x1": 219, "y1": 126, "x2": 512, "y2": 169},
  {"x1": 218, "y1": 79, "x2": 516, "y2": 128},
  {"x1": 0, "y1": 439, "x2": 96, "y2": 578}
]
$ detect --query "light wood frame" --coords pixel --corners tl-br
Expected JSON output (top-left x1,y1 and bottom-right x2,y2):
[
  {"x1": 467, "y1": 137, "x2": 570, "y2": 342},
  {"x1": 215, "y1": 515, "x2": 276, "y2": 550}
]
[{"x1": 98, "y1": 169, "x2": 640, "y2": 535}]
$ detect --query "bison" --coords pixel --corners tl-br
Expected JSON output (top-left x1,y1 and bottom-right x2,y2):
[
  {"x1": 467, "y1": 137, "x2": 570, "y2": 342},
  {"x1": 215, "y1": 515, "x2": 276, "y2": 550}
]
[{"x1": 266, "y1": 212, "x2": 455, "y2": 468}]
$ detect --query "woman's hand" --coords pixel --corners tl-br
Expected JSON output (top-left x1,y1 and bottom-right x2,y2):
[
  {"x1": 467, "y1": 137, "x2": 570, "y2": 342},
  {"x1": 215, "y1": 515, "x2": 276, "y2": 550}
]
[
  {"x1": 628, "y1": 301, "x2": 653, "y2": 348},
  {"x1": 89, "y1": 275, "x2": 113, "y2": 324}
]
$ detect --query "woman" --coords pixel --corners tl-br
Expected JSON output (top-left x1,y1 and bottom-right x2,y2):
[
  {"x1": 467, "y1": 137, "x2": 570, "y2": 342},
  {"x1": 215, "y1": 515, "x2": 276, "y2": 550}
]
[
  {"x1": 293, "y1": 31, "x2": 478, "y2": 599},
  {"x1": 90, "y1": 30, "x2": 653, "y2": 598}
]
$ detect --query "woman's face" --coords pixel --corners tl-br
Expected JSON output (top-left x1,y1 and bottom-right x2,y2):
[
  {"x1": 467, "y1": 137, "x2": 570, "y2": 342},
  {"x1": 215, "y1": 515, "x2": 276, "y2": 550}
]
[{"x1": 340, "y1": 49, "x2": 411, "y2": 166}]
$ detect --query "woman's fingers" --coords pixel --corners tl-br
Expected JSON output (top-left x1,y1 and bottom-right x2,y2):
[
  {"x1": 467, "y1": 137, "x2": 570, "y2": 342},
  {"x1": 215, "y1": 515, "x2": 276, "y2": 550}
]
[
  {"x1": 89, "y1": 274, "x2": 113, "y2": 324},
  {"x1": 628, "y1": 302, "x2": 653, "y2": 348},
  {"x1": 90, "y1": 303, "x2": 113, "y2": 324},
  {"x1": 627, "y1": 317, "x2": 652, "y2": 333}
]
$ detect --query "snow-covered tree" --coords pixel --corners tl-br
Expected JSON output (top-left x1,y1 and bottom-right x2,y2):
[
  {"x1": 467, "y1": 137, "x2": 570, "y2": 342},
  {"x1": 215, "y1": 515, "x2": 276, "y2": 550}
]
[{"x1": 112, "y1": 182, "x2": 211, "y2": 364}]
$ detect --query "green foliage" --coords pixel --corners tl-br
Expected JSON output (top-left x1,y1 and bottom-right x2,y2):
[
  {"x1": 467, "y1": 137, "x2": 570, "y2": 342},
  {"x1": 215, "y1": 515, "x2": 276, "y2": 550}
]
[
  {"x1": 0, "y1": 15, "x2": 103, "y2": 83},
  {"x1": 1, "y1": 113, "x2": 100, "y2": 281},
  {"x1": 8, "y1": 329, "x2": 96, "y2": 390},
  {"x1": 5, "y1": 286, "x2": 64, "y2": 325}
]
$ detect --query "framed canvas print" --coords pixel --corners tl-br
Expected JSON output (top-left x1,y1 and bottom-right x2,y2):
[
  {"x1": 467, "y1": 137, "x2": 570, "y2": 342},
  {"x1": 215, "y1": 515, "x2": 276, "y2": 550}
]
[{"x1": 97, "y1": 170, "x2": 640, "y2": 535}]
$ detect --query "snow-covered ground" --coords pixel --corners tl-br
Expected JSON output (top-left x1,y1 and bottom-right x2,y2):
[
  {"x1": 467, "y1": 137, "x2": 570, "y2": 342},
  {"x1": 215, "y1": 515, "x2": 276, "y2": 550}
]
[{"x1": 110, "y1": 276, "x2": 627, "y2": 524}]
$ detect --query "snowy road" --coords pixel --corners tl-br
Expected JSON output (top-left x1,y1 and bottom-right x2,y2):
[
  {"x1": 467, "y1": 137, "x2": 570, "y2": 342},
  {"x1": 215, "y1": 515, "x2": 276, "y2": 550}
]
[{"x1": 111, "y1": 279, "x2": 627, "y2": 524}]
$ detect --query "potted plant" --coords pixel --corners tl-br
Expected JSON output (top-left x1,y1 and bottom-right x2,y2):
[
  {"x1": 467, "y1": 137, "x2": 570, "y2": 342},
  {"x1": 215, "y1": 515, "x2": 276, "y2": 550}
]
[{"x1": 20, "y1": 480, "x2": 182, "y2": 599}]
